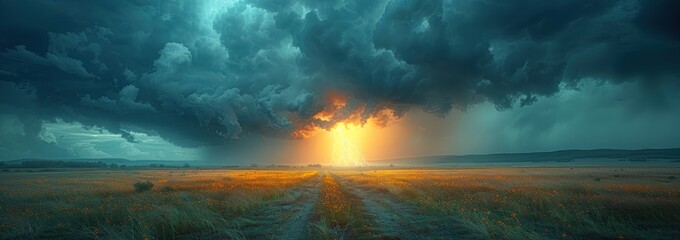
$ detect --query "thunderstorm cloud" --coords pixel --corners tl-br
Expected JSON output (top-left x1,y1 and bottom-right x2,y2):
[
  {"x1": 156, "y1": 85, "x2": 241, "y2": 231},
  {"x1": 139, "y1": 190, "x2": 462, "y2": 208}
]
[{"x1": 1, "y1": 0, "x2": 679, "y2": 160}]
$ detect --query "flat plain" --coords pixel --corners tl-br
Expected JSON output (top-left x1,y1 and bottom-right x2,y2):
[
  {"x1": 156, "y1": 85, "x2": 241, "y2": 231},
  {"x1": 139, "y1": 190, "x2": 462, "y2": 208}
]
[{"x1": 1, "y1": 167, "x2": 679, "y2": 239}]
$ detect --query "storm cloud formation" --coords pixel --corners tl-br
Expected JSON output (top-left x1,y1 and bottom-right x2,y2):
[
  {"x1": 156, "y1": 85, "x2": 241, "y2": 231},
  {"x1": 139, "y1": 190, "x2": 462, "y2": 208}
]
[{"x1": 1, "y1": 0, "x2": 679, "y2": 154}]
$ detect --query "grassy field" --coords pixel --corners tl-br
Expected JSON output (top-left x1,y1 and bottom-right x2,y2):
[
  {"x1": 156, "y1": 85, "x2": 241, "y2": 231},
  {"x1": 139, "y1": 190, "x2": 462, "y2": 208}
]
[
  {"x1": 1, "y1": 167, "x2": 679, "y2": 239},
  {"x1": 0, "y1": 169, "x2": 319, "y2": 239}
]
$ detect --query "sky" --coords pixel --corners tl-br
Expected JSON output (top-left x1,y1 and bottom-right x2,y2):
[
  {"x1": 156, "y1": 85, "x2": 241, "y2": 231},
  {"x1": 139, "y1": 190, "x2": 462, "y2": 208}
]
[{"x1": 1, "y1": 0, "x2": 679, "y2": 164}]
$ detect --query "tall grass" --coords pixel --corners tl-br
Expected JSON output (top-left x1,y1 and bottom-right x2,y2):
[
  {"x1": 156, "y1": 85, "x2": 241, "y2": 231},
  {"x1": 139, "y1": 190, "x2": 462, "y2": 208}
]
[
  {"x1": 341, "y1": 168, "x2": 680, "y2": 239},
  {"x1": 0, "y1": 170, "x2": 318, "y2": 239}
]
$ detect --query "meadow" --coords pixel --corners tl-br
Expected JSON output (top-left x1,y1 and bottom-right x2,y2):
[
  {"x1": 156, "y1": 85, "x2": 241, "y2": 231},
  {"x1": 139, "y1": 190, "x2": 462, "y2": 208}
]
[
  {"x1": 336, "y1": 168, "x2": 680, "y2": 239},
  {"x1": 1, "y1": 167, "x2": 679, "y2": 239},
  {"x1": 0, "y1": 169, "x2": 319, "y2": 239}
]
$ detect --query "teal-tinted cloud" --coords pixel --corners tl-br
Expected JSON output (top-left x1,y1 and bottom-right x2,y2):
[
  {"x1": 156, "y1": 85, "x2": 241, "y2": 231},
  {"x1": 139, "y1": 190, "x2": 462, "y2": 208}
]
[{"x1": 0, "y1": 0, "x2": 678, "y2": 160}]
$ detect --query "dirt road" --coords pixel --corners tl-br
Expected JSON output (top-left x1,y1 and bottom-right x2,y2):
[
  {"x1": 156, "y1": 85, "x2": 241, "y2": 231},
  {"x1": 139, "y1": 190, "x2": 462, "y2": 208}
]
[
  {"x1": 334, "y1": 174, "x2": 467, "y2": 240},
  {"x1": 238, "y1": 171, "x2": 467, "y2": 240},
  {"x1": 240, "y1": 173, "x2": 322, "y2": 239}
]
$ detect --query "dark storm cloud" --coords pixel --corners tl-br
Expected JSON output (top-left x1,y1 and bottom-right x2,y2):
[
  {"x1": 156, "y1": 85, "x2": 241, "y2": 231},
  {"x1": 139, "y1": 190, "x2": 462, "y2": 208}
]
[{"x1": 1, "y1": 0, "x2": 678, "y2": 149}]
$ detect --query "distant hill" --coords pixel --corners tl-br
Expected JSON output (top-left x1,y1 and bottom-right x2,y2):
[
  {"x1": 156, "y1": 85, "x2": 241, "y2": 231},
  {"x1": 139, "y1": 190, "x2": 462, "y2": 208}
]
[
  {"x1": 4, "y1": 148, "x2": 680, "y2": 168},
  {"x1": 372, "y1": 148, "x2": 680, "y2": 166}
]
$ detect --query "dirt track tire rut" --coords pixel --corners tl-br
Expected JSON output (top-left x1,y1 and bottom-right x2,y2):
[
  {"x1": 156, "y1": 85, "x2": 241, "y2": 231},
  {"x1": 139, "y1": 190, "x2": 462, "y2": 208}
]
[
  {"x1": 334, "y1": 174, "x2": 472, "y2": 240},
  {"x1": 239, "y1": 173, "x2": 322, "y2": 240}
]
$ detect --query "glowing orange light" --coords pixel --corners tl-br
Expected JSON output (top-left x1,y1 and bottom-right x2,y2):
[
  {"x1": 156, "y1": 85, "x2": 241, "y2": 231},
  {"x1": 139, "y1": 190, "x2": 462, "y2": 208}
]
[
  {"x1": 286, "y1": 91, "x2": 411, "y2": 164},
  {"x1": 331, "y1": 123, "x2": 367, "y2": 167}
]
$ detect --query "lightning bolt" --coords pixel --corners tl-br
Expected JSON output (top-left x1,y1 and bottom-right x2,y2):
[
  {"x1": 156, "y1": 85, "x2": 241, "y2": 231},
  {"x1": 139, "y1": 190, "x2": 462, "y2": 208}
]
[{"x1": 331, "y1": 123, "x2": 367, "y2": 167}]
